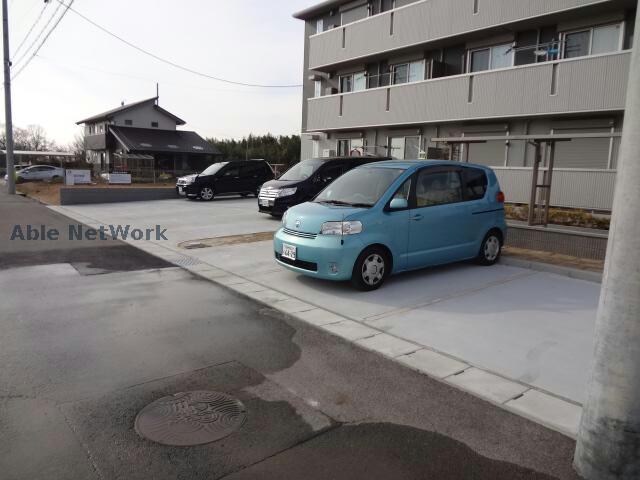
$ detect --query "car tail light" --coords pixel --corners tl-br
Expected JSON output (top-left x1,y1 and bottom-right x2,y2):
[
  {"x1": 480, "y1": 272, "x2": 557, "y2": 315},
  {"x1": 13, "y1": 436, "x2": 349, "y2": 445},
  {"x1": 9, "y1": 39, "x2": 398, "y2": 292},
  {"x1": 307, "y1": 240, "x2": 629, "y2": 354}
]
[{"x1": 496, "y1": 191, "x2": 505, "y2": 203}]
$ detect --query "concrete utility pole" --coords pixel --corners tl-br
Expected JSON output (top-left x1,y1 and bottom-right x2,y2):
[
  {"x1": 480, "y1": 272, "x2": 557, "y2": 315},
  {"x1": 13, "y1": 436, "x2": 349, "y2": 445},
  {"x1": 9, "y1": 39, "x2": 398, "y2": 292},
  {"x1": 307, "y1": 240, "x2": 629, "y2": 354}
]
[
  {"x1": 574, "y1": 8, "x2": 640, "y2": 480},
  {"x1": 2, "y1": 0, "x2": 15, "y2": 195}
]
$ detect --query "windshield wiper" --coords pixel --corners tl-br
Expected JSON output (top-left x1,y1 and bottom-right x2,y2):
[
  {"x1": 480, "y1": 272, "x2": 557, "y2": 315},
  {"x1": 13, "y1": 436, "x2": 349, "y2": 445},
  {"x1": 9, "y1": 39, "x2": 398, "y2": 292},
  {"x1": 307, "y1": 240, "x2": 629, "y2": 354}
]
[{"x1": 318, "y1": 200, "x2": 373, "y2": 208}]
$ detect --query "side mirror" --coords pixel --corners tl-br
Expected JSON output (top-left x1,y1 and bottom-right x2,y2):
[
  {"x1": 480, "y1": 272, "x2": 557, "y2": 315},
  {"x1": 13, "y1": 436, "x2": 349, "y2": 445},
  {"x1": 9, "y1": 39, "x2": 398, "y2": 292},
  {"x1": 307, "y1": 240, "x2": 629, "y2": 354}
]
[{"x1": 389, "y1": 198, "x2": 408, "y2": 210}]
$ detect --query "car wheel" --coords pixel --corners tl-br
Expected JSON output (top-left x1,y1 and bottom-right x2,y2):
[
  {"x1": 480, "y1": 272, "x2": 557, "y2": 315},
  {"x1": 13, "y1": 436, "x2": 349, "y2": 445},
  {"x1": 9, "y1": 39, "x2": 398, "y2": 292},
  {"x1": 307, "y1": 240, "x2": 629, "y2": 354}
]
[
  {"x1": 199, "y1": 186, "x2": 215, "y2": 201},
  {"x1": 351, "y1": 247, "x2": 390, "y2": 291},
  {"x1": 477, "y1": 231, "x2": 502, "y2": 266}
]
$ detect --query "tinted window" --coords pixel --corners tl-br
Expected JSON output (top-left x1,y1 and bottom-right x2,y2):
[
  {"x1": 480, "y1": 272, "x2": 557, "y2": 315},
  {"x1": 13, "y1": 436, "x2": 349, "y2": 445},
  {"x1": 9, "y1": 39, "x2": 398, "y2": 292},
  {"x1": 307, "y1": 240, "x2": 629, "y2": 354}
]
[
  {"x1": 241, "y1": 163, "x2": 260, "y2": 176},
  {"x1": 260, "y1": 163, "x2": 273, "y2": 176},
  {"x1": 463, "y1": 168, "x2": 488, "y2": 201},
  {"x1": 416, "y1": 170, "x2": 463, "y2": 207},
  {"x1": 201, "y1": 163, "x2": 228, "y2": 176},
  {"x1": 222, "y1": 165, "x2": 241, "y2": 177},
  {"x1": 318, "y1": 163, "x2": 343, "y2": 183},
  {"x1": 279, "y1": 159, "x2": 324, "y2": 181}
]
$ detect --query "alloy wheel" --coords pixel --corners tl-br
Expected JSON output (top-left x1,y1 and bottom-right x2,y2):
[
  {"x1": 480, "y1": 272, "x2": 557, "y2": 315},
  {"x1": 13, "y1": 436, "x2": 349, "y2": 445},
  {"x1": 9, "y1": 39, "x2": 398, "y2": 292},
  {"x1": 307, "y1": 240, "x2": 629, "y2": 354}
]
[{"x1": 200, "y1": 187, "x2": 214, "y2": 201}]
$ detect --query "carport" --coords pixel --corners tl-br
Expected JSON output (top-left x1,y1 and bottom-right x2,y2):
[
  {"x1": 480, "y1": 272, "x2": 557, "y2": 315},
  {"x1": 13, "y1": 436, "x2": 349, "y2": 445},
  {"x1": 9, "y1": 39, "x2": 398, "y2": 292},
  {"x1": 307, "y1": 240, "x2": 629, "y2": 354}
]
[{"x1": 431, "y1": 133, "x2": 622, "y2": 226}]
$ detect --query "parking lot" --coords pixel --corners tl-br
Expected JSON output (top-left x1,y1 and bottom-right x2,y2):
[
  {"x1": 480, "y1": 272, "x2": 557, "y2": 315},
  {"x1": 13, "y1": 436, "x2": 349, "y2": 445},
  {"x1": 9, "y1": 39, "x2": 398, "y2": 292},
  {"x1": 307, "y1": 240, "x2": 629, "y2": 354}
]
[{"x1": 51, "y1": 196, "x2": 599, "y2": 435}]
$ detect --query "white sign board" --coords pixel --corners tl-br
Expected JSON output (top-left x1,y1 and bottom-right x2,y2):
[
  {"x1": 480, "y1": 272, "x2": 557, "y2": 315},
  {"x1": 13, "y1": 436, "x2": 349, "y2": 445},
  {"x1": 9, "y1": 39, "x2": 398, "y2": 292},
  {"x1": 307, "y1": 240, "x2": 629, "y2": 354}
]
[
  {"x1": 108, "y1": 173, "x2": 132, "y2": 184},
  {"x1": 65, "y1": 169, "x2": 91, "y2": 185}
]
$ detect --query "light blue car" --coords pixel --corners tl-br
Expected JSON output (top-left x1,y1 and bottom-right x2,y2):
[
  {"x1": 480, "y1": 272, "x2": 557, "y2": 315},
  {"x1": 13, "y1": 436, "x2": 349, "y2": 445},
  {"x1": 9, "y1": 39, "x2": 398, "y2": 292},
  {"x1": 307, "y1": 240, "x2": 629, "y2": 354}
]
[{"x1": 274, "y1": 160, "x2": 507, "y2": 291}]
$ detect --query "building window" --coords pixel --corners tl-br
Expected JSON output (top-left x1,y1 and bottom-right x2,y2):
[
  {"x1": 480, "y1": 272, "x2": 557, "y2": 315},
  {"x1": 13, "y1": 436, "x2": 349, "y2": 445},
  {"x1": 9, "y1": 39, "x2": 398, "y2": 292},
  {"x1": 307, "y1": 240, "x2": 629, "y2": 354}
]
[
  {"x1": 336, "y1": 138, "x2": 365, "y2": 156},
  {"x1": 389, "y1": 136, "x2": 421, "y2": 160},
  {"x1": 99, "y1": 124, "x2": 104, "y2": 133},
  {"x1": 340, "y1": 75, "x2": 352, "y2": 93},
  {"x1": 125, "y1": 119, "x2": 133, "y2": 126},
  {"x1": 314, "y1": 80, "x2": 322, "y2": 98},
  {"x1": 312, "y1": 140, "x2": 320, "y2": 158},
  {"x1": 350, "y1": 138, "x2": 364, "y2": 155},
  {"x1": 316, "y1": 18, "x2": 323, "y2": 34},
  {"x1": 392, "y1": 60, "x2": 425, "y2": 85},
  {"x1": 339, "y1": 72, "x2": 366, "y2": 93},
  {"x1": 151, "y1": 121, "x2": 159, "y2": 128},
  {"x1": 469, "y1": 43, "x2": 513, "y2": 72},
  {"x1": 562, "y1": 23, "x2": 623, "y2": 59},
  {"x1": 337, "y1": 139, "x2": 350, "y2": 156}
]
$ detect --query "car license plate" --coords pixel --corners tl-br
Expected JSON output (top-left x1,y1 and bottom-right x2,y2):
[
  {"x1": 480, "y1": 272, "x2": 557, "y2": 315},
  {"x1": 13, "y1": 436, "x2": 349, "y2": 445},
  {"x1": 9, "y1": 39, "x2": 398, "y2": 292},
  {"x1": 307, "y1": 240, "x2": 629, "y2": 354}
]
[
  {"x1": 178, "y1": 187, "x2": 186, "y2": 196},
  {"x1": 260, "y1": 199, "x2": 272, "y2": 207},
  {"x1": 281, "y1": 244, "x2": 296, "y2": 261}
]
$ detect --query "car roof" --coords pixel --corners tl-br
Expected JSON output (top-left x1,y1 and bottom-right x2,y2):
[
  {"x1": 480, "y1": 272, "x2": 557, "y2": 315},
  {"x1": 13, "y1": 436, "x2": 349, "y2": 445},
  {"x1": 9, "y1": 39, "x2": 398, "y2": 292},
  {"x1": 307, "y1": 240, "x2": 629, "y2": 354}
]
[
  {"x1": 362, "y1": 160, "x2": 493, "y2": 171},
  {"x1": 308, "y1": 156, "x2": 391, "y2": 163}
]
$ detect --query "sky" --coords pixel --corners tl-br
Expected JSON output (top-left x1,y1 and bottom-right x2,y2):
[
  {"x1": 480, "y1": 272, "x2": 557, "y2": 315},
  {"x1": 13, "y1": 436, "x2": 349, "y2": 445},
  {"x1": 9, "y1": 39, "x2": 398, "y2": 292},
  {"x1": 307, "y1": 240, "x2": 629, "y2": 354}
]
[{"x1": 1, "y1": 0, "x2": 317, "y2": 146}]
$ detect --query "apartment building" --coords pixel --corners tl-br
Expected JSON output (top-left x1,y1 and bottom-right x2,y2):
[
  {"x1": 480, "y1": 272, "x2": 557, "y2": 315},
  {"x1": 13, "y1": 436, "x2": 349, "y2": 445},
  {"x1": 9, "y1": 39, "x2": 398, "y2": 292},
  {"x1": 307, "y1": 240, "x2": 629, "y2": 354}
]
[{"x1": 293, "y1": 0, "x2": 637, "y2": 211}]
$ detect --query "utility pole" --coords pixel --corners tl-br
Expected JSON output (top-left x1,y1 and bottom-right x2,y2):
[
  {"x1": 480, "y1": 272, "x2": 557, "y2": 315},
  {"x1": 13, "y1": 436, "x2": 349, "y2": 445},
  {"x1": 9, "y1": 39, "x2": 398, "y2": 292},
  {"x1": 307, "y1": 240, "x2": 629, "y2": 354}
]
[
  {"x1": 2, "y1": 0, "x2": 15, "y2": 195},
  {"x1": 574, "y1": 8, "x2": 640, "y2": 480}
]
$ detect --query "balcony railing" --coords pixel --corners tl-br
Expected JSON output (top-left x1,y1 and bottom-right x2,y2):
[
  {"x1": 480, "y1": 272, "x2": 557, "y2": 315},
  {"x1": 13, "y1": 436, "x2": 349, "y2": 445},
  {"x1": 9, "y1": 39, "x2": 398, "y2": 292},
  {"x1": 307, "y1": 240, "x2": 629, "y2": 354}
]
[
  {"x1": 307, "y1": 51, "x2": 630, "y2": 132},
  {"x1": 308, "y1": 0, "x2": 613, "y2": 70}
]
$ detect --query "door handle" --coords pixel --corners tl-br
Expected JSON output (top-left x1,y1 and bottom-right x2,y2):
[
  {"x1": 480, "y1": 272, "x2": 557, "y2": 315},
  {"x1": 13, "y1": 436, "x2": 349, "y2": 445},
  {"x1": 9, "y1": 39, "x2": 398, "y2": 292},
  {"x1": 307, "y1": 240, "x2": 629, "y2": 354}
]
[{"x1": 411, "y1": 214, "x2": 423, "y2": 221}]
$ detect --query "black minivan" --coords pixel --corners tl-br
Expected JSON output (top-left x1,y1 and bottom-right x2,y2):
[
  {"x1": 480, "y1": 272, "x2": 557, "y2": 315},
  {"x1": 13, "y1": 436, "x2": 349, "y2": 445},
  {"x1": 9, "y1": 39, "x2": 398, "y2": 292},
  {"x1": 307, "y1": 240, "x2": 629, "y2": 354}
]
[
  {"x1": 177, "y1": 160, "x2": 274, "y2": 201},
  {"x1": 258, "y1": 156, "x2": 389, "y2": 216}
]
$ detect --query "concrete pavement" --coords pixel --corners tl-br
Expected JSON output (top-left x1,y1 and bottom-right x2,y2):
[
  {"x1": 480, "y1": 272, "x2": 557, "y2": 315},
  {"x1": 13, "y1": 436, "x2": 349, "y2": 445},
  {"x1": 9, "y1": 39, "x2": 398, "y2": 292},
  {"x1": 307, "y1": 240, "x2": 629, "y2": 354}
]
[
  {"x1": 50, "y1": 197, "x2": 598, "y2": 436},
  {"x1": 0, "y1": 192, "x2": 584, "y2": 478}
]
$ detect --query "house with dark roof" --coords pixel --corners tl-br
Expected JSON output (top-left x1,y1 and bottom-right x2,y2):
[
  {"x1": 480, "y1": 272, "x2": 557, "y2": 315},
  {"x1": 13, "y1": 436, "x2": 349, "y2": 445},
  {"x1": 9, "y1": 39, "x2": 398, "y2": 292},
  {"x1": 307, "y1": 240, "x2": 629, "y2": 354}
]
[{"x1": 77, "y1": 97, "x2": 221, "y2": 180}]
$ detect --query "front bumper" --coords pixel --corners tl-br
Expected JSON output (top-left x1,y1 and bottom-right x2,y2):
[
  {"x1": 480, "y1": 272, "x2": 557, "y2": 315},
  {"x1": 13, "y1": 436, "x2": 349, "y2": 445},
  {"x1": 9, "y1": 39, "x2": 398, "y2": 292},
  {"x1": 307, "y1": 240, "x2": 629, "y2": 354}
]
[
  {"x1": 273, "y1": 228, "x2": 364, "y2": 281},
  {"x1": 176, "y1": 183, "x2": 199, "y2": 198},
  {"x1": 258, "y1": 195, "x2": 301, "y2": 216}
]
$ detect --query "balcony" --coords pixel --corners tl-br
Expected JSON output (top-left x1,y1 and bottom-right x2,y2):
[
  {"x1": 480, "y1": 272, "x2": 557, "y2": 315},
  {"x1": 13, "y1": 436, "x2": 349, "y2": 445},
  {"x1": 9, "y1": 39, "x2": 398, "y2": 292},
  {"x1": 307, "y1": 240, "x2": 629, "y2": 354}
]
[
  {"x1": 308, "y1": 0, "x2": 614, "y2": 70},
  {"x1": 85, "y1": 134, "x2": 107, "y2": 150},
  {"x1": 306, "y1": 52, "x2": 630, "y2": 132}
]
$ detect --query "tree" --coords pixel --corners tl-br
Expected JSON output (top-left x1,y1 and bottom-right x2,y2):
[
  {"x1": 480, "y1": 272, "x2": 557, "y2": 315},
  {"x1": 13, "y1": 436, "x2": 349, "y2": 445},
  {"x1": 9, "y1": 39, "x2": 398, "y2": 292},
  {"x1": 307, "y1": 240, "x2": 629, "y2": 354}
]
[
  {"x1": 207, "y1": 134, "x2": 301, "y2": 168},
  {"x1": 0, "y1": 124, "x2": 53, "y2": 151},
  {"x1": 69, "y1": 131, "x2": 86, "y2": 158}
]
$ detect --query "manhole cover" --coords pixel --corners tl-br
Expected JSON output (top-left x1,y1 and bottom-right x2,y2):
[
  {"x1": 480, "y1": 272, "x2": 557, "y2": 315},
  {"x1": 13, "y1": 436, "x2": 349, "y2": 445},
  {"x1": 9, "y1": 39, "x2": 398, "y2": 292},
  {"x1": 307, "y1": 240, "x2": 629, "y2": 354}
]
[{"x1": 135, "y1": 391, "x2": 247, "y2": 446}]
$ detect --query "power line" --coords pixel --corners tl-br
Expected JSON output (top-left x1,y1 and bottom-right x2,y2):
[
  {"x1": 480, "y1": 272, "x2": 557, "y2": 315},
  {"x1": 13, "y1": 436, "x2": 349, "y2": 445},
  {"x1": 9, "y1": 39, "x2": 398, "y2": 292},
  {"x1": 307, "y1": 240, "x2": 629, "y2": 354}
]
[
  {"x1": 11, "y1": 0, "x2": 74, "y2": 80},
  {"x1": 12, "y1": 0, "x2": 63, "y2": 68},
  {"x1": 54, "y1": 0, "x2": 303, "y2": 89},
  {"x1": 12, "y1": 0, "x2": 51, "y2": 57},
  {"x1": 35, "y1": 54, "x2": 297, "y2": 96}
]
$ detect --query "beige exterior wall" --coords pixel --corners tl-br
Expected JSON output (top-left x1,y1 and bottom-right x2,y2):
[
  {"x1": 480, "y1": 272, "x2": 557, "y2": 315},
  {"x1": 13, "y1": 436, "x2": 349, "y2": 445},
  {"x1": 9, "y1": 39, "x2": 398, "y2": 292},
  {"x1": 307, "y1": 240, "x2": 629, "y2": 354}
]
[
  {"x1": 308, "y1": 0, "x2": 614, "y2": 69},
  {"x1": 307, "y1": 52, "x2": 630, "y2": 131}
]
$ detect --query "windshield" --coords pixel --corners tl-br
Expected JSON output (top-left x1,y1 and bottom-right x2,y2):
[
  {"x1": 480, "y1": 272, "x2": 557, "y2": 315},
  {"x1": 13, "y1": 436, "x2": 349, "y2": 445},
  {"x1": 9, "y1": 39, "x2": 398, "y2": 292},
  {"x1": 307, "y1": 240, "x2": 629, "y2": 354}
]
[
  {"x1": 279, "y1": 159, "x2": 324, "y2": 181},
  {"x1": 201, "y1": 162, "x2": 229, "y2": 176},
  {"x1": 314, "y1": 167, "x2": 405, "y2": 207}
]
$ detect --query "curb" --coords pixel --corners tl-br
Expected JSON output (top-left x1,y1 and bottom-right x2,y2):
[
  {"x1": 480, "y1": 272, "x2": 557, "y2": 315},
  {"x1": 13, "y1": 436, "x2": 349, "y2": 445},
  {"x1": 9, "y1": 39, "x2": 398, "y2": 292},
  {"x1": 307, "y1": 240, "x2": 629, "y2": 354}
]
[
  {"x1": 131, "y1": 239, "x2": 584, "y2": 439},
  {"x1": 500, "y1": 256, "x2": 602, "y2": 283}
]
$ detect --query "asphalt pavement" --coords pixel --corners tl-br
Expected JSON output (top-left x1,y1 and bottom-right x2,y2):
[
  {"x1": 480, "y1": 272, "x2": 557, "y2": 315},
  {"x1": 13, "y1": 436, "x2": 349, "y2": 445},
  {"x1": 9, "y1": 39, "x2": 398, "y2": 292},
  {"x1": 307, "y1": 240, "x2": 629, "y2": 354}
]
[{"x1": 0, "y1": 190, "x2": 582, "y2": 479}]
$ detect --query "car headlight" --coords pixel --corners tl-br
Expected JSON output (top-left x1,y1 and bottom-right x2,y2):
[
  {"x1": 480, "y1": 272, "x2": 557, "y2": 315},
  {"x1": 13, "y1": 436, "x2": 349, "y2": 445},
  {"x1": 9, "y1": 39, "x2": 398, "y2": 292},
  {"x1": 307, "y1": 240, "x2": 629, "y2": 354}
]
[
  {"x1": 282, "y1": 210, "x2": 289, "y2": 226},
  {"x1": 278, "y1": 187, "x2": 297, "y2": 198},
  {"x1": 320, "y1": 221, "x2": 363, "y2": 236}
]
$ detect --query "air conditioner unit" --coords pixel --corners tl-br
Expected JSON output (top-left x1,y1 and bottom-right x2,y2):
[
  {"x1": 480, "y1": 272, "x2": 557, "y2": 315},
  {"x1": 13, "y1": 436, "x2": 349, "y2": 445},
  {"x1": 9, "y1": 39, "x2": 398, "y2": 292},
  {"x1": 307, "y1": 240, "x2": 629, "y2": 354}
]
[{"x1": 322, "y1": 149, "x2": 336, "y2": 158}]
